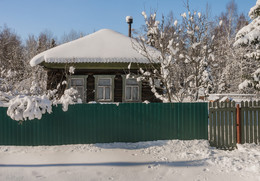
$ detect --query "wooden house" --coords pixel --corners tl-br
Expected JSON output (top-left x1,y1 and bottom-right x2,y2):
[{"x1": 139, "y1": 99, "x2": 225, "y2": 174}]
[{"x1": 30, "y1": 29, "x2": 161, "y2": 103}]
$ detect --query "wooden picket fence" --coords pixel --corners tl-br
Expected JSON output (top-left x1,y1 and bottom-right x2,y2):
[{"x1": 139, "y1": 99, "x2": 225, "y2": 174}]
[
  {"x1": 209, "y1": 101, "x2": 260, "y2": 150},
  {"x1": 240, "y1": 101, "x2": 260, "y2": 144},
  {"x1": 209, "y1": 102, "x2": 237, "y2": 150}
]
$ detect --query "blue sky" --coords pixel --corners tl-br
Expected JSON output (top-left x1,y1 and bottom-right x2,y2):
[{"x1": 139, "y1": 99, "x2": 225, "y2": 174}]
[{"x1": 0, "y1": 0, "x2": 256, "y2": 41}]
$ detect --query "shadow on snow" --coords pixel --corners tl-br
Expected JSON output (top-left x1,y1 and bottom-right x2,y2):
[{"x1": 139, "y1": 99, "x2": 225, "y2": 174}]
[{"x1": 0, "y1": 159, "x2": 207, "y2": 168}]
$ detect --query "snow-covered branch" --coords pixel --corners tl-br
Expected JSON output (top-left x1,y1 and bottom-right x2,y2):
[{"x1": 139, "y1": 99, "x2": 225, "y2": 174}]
[
  {"x1": 7, "y1": 95, "x2": 52, "y2": 121},
  {"x1": 2, "y1": 86, "x2": 79, "y2": 121}
]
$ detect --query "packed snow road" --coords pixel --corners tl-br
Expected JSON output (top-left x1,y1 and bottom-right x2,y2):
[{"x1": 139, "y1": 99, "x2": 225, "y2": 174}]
[{"x1": 0, "y1": 140, "x2": 259, "y2": 181}]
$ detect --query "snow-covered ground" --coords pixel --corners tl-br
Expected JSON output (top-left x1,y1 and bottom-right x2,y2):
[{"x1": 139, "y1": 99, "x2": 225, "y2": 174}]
[{"x1": 0, "y1": 140, "x2": 260, "y2": 181}]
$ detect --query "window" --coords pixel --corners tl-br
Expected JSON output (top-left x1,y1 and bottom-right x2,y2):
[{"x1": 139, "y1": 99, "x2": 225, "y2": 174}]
[
  {"x1": 68, "y1": 75, "x2": 88, "y2": 103},
  {"x1": 122, "y1": 76, "x2": 142, "y2": 102},
  {"x1": 94, "y1": 75, "x2": 115, "y2": 102}
]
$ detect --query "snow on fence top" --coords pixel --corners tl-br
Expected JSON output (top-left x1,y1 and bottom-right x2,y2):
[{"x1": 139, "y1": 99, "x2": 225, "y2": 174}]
[
  {"x1": 30, "y1": 29, "x2": 160, "y2": 66},
  {"x1": 208, "y1": 94, "x2": 257, "y2": 103}
]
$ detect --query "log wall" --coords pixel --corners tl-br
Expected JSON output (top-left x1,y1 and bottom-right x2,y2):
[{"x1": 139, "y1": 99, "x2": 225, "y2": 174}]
[{"x1": 47, "y1": 69, "x2": 161, "y2": 103}]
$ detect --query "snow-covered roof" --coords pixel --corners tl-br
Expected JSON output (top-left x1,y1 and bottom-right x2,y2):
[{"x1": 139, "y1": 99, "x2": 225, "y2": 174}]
[{"x1": 30, "y1": 29, "x2": 159, "y2": 66}]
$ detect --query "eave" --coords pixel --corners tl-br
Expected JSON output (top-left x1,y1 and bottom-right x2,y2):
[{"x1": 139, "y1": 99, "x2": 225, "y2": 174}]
[{"x1": 41, "y1": 62, "x2": 158, "y2": 70}]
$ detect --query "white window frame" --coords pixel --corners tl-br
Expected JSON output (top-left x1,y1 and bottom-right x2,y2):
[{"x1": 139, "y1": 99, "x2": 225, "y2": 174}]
[
  {"x1": 122, "y1": 75, "x2": 142, "y2": 102},
  {"x1": 94, "y1": 75, "x2": 115, "y2": 102},
  {"x1": 125, "y1": 85, "x2": 140, "y2": 101},
  {"x1": 68, "y1": 75, "x2": 88, "y2": 103}
]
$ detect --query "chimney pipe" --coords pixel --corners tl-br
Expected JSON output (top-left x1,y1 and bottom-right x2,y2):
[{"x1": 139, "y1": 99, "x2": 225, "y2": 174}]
[{"x1": 126, "y1": 16, "x2": 133, "y2": 37}]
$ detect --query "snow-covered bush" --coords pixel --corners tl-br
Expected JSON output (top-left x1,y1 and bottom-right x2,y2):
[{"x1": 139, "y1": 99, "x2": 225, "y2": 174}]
[
  {"x1": 2, "y1": 86, "x2": 79, "y2": 121},
  {"x1": 0, "y1": 91, "x2": 13, "y2": 107},
  {"x1": 56, "y1": 88, "x2": 78, "y2": 111},
  {"x1": 5, "y1": 87, "x2": 79, "y2": 121},
  {"x1": 7, "y1": 95, "x2": 52, "y2": 121}
]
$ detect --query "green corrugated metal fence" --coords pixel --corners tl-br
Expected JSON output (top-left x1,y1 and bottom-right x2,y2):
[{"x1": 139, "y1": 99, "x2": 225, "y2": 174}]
[{"x1": 0, "y1": 103, "x2": 208, "y2": 146}]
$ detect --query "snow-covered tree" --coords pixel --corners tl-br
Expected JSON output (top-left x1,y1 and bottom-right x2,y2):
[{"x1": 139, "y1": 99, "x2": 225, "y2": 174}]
[
  {"x1": 136, "y1": 6, "x2": 216, "y2": 102},
  {"x1": 141, "y1": 11, "x2": 160, "y2": 49},
  {"x1": 211, "y1": 1, "x2": 250, "y2": 93},
  {"x1": 0, "y1": 25, "x2": 25, "y2": 93},
  {"x1": 0, "y1": 68, "x2": 18, "y2": 92},
  {"x1": 180, "y1": 7, "x2": 215, "y2": 101},
  {"x1": 22, "y1": 31, "x2": 57, "y2": 95},
  {"x1": 0, "y1": 26, "x2": 81, "y2": 121},
  {"x1": 234, "y1": 0, "x2": 260, "y2": 91},
  {"x1": 134, "y1": 11, "x2": 188, "y2": 102},
  {"x1": 36, "y1": 31, "x2": 56, "y2": 53},
  {"x1": 0, "y1": 25, "x2": 24, "y2": 71}
]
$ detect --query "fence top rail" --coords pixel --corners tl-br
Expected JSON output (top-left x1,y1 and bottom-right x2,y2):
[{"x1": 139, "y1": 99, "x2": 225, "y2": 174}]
[
  {"x1": 209, "y1": 100, "x2": 260, "y2": 108},
  {"x1": 241, "y1": 101, "x2": 260, "y2": 108},
  {"x1": 209, "y1": 101, "x2": 236, "y2": 108}
]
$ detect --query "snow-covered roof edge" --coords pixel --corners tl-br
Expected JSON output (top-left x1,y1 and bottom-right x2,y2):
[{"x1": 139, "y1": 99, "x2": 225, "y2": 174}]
[
  {"x1": 30, "y1": 52, "x2": 45, "y2": 66},
  {"x1": 30, "y1": 29, "x2": 161, "y2": 67}
]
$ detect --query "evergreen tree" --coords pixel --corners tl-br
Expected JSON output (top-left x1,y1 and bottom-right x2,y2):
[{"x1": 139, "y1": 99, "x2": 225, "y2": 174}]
[{"x1": 234, "y1": 0, "x2": 260, "y2": 90}]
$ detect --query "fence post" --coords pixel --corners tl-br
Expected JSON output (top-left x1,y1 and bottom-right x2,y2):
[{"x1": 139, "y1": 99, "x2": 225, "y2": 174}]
[{"x1": 236, "y1": 104, "x2": 241, "y2": 144}]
